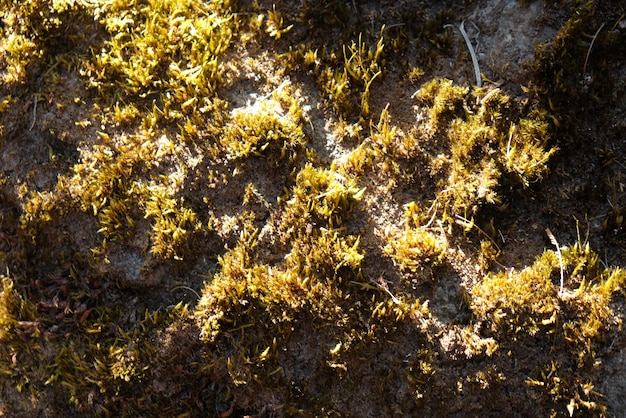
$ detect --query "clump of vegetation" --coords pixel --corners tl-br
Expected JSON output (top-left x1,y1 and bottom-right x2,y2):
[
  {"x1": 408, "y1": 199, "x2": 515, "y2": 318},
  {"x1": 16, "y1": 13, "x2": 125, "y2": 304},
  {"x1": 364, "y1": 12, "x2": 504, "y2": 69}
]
[
  {"x1": 196, "y1": 164, "x2": 365, "y2": 343},
  {"x1": 472, "y1": 239, "x2": 625, "y2": 339},
  {"x1": 300, "y1": 27, "x2": 386, "y2": 119},
  {"x1": 413, "y1": 78, "x2": 469, "y2": 129},
  {"x1": 414, "y1": 79, "x2": 556, "y2": 216},
  {"x1": 223, "y1": 82, "x2": 307, "y2": 163},
  {"x1": 0, "y1": 276, "x2": 36, "y2": 341},
  {"x1": 20, "y1": 130, "x2": 203, "y2": 260},
  {"x1": 0, "y1": 0, "x2": 93, "y2": 87},
  {"x1": 280, "y1": 164, "x2": 364, "y2": 231},
  {"x1": 0, "y1": 275, "x2": 40, "y2": 400},
  {"x1": 384, "y1": 201, "x2": 447, "y2": 275},
  {"x1": 90, "y1": 0, "x2": 233, "y2": 103},
  {"x1": 471, "y1": 240, "x2": 625, "y2": 416},
  {"x1": 472, "y1": 249, "x2": 562, "y2": 336},
  {"x1": 192, "y1": 165, "x2": 370, "y2": 411}
]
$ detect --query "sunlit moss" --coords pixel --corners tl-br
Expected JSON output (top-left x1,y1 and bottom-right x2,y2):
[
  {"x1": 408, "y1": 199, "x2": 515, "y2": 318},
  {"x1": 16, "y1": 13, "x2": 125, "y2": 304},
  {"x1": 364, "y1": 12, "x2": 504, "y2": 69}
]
[
  {"x1": 0, "y1": 0, "x2": 93, "y2": 85},
  {"x1": 0, "y1": 277, "x2": 21, "y2": 341},
  {"x1": 1, "y1": 0, "x2": 625, "y2": 415},
  {"x1": 384, "y1": 202, "x2": 447, "y2": 274},
  {"x1": 0, "y1": 33, "x2": 37, "y2": 85},
  {"x1": 280, "y1": 164, "x2": 365, "y2": 232},
  {"x1": 413, "y1": 80, "x2": 557, "y2": 216},
  {"x1": 471, "y1": 250, "x2": 561, "y2": 336},
  {"x1": 414, "y1": 78, "x2": 469, "y2": 129},
  {"x1": 470, "y1": 240, "x2": 624, "y2": 415},
  {"x1": 299, "y1": 27, "x2": 386, "y2": 119},
  {"x1": 472, "y1": 242, "x2": 625, "y2": 340},
  {"x1": 90, "y1": 0, "x2": 234, "y2": 101},
  {"x1": 223, "y1": 82, "x2": 307, "y2": 163},
  {"x1": 526, "y1": 361, "x2": 607, "y2": 417},
  {"x1": 195, "y1": 164, "x2": 365, "y2": 343},
  {"x1": 141, "y1": 183, "x2": 200, "y2": 260}
]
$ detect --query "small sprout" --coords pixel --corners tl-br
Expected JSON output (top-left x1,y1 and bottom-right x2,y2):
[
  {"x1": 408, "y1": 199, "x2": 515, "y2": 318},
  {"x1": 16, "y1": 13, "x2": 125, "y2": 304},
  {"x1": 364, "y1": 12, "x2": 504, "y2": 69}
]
[
  {"x1": 258, "y1": 345, "x2": 271, "y2": 362},
  {"x1": 329, "y1": 342, "x2": 342, "y2": 355},
  {"x1": 266, "y1": 6, "x2": 293, "y2": 39},
  {"x1": 408, "y1": 66, "x2": 425, "y2": 82},
  {"x1": 370, "y1": 104, "x2": 396, "y2": 152}
]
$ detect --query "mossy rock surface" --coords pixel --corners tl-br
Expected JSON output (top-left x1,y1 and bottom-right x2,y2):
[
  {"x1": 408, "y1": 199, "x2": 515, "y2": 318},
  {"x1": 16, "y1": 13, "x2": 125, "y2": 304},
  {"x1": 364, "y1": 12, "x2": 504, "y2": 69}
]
[{"x1": 1, "y1": 0, "x2": 626, "y2": 416}]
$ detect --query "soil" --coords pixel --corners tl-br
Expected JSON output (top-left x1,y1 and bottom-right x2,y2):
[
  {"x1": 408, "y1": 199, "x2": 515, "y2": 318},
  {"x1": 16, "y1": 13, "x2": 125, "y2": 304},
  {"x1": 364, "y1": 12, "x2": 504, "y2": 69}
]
[{"x1": 1, "y1": 0, "x2": 626, "y2": 416}]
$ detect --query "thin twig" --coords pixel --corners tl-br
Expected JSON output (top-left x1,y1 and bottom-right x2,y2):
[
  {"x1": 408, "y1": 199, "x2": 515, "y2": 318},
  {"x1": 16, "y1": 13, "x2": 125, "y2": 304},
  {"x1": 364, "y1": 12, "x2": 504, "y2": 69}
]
[
  {"x1": 609, "y1": 14, "x2": 625, "y2": 31},
  {"x1": 454, "y1": 214, "x2": 501, "y2": 253},
  {"x1": 545, "y1": 228, "x2": 564, "y2": 295},
  {"x1": 372, "y1": 275, "x2": 401, "y2": 304},
  {"x1": 583, "y1": 23, "x2": 605, "y2": 76},
  {"x1": 256, "y1": 79, "x2": 289, "y2": 104},
  {"x1": 421, "y1": 200, "x2": 439, "y2": 229},
  {"x1": 384, "y1": 23, "x2": 406, "y2": 31}
]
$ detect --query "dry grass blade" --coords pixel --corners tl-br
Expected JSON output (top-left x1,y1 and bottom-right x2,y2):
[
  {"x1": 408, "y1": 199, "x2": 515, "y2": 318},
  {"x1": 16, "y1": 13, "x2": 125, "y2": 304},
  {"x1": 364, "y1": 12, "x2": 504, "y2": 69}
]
[
  {"x1": 170, "y1": 285, "x2": 201, "y2": 300},
  {"x1": 583, "y1": 23, "x2": 605, "y2": 76},
  {"x1": 459, "y1": 20, "x2": 482, "y2": 87},
  {"x1": 28, "y1": 95, "x2": 37, "y2": 131},
  {"x1": 545, "y1": 228, "x2": 564, "y2": 295}
]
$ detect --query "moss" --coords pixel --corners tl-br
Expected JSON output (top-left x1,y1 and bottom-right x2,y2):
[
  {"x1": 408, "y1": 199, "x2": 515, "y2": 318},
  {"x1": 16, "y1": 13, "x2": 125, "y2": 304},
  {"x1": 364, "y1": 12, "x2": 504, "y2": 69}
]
[
  {"x1": 384, "y1": 202, "x2": 447, "y2": 274},
  {"x1": 412, "y1": 80, "x2": 557, "y2": 216},
  {"x1": 90, "y1": 0, "x2": 234, "y2": 101},
  {"x1": 531, "y1": 0, "x2": 626, "y2": 133},
  {"x1": 1, "y1": 0, "x2": 626, "y2": 415},
  {"x1": 471, "y1": 249, "x2": 562, "y2": 336},
  {"x1": 0, "y1": 275, "x2": 41, "y2": 405},
  {"x1": 223, "y1": 82, "x2": 307, "y2": 163},
  {"x1": 414, "y1": 78, "x2": 469, "y2": 129},
  {"x1": 297, "y1": 27, "x2": 386, "y2": 120},
  {"x1": 471, "y1": 241, "x2": 623, "y2": 413},
  {"x1": 280, "y1": 164, "x2": 364, "y2": 232},
  {"x1": 195, "y1": 164, "x2": 365, "y2": 343},
  {"x1": 0, "y1": 276, "x2": 35, "y2": 341},
  {"x1": 141, "y1": 183, "x2": 200, "y2": 260},
  {"x1": 471, "y1": 240, "x2": 625, "y2": 338},
  {"x1": 0, "y1": 0, "x2": 93, "y2": 87},
  {"x1": 20, "y1": 130, "x2": 202, "y2": 260}
]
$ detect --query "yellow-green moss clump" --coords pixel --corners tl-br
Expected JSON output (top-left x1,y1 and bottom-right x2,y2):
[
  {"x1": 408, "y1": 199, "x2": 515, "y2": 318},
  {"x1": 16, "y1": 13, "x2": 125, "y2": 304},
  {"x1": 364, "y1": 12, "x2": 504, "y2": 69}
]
[
  {"x1": 413, "y1": 79, "x2": 556, "y2": 216},
  {"x1": 297, "y1": 26, "x2": 386, "y2": 119},
  {"x1": 384, "y1": 201, "x2": 447, "y2": 274},
  {"x1": 0, "y1": 276, "x2": 36, "y2": 341},
  {"x1": 471, "y1": 241, "x2": 626, "y2": 416},
  {"x1": 195, "y1": 164, "x2": 365, "y2": 343},
  {"x1": 223, "y1": 83, "x2": 307, "y2": 162},
  {"x1": 90, "y1": 0, "x2": 233, "y2": 101},
  {"x1": 472, "y1": 241, "x2": 625, "y2": 340}
]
